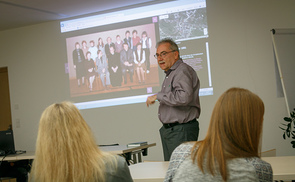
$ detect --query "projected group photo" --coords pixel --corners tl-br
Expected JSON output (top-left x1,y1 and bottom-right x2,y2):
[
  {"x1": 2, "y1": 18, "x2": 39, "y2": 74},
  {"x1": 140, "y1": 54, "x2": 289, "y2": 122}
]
[{"x1": 66, "y1": 23, "x2": 160, "y2": 97}]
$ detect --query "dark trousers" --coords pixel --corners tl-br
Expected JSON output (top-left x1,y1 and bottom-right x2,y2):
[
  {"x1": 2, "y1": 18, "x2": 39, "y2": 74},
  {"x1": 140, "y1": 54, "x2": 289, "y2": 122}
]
[
  {"x1": 160, "y1": 119, "x2": 199, "y2": 161},
  {"x1": 122, "y1": 66, "x2": 134, "y2": 83},
  {"x1": 143, "y1": 48, "x2": 150, "y2": 71}
]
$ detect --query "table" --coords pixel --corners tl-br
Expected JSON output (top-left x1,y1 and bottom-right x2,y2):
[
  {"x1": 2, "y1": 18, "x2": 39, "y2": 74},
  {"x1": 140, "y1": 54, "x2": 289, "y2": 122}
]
[
  {"x1": 262, "y1": 156, "x2": 295, "y2": 181},
  {"x1": 1, "y1": 151, "x2": 35, "y2": 161},
  {"x1": 129, "y1": 156, "x2": 295, "y2": 182},
  {"x1": 100, "y1": 143, "x2": 156, "y2": 164},
  {"x1": 2, "y1": 143, "x2": 156, "y2": 164},
  {"x1": 99, "y1": 143, "x2": 156, "y2": 154},
  {"x1": 129, "y1": 162, "x2": 169, "y2": 182}
]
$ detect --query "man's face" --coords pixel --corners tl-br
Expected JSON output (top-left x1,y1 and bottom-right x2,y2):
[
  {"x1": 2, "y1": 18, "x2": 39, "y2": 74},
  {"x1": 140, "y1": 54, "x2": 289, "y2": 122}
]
[
  {"x1": 156, "y1": 43, "x2": 178, "y2": 71},
  {"x1": 110, "y1": 47, "x2": 114, "y2": 54},
  {"x1": 123, "y1": 44, "x2": 128, "y2": 51},
  {"x1": 87, "y1": 53, "x2": 91, "y2": 59}
]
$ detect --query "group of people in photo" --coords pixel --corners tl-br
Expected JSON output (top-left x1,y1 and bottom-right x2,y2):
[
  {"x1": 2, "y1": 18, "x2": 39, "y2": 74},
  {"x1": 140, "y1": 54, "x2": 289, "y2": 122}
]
[{"x1": 72, "y1": 30, "x2": 152, "y2": 92}]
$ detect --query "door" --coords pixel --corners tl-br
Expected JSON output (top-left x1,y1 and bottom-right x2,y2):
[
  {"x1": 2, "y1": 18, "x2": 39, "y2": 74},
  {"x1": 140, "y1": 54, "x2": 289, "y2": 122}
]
[{"x1": 0, "y1": 67, "x2": 12, "y2": 131}]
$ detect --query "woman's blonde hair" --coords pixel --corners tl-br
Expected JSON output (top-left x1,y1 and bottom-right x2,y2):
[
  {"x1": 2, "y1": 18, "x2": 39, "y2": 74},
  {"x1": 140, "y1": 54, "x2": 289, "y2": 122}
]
[
  {"x1": 192, "y1": 87, "x2": 265, "y2": 181},
  {"x1": 30, "y1": 101, "x2": 114, "y2": 182}
]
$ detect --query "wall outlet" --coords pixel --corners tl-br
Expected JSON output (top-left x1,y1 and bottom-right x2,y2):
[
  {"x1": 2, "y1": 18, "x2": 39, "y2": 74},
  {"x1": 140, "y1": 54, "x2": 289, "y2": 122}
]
[{"x1": 15, "y1": 118, "x2": 20, "y2": 128}]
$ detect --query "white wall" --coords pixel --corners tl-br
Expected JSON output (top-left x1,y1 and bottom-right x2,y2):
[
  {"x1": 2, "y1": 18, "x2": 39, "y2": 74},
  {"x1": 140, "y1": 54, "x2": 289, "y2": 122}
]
[{"x1": 0, "y1": 0, "x2": 294, "y2": 161}]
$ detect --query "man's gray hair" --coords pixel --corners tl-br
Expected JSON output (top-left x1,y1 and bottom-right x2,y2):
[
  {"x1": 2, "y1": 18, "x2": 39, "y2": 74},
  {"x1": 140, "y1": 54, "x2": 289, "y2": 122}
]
[{"x1": 156, "y1": 38, "x2": 180, "y2": 58}]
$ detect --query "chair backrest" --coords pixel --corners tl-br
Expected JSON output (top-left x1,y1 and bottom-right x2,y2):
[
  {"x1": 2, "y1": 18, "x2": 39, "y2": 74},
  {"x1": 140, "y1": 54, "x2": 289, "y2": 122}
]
[{"x1": 260, "y1": 149, "x2": 276, "y2": 157}]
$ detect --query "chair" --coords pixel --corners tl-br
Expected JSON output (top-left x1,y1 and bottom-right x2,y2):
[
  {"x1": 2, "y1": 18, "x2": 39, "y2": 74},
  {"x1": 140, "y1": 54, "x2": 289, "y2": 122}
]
[{"x1": 260, "y1": 149, "x2": 276, "y2": 157}]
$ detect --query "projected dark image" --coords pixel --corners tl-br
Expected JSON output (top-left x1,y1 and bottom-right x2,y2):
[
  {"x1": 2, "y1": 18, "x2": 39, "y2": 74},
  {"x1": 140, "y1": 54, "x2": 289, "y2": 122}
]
[
  {"x1": 157, "y1": 7, "x2": 212, "y2": 93},
  {"x1": 159, "y1": 8, "x2": 208, "y2": 40},
  {"x1": 66, "y1": 23, "x2": 159, "y2": 97}
]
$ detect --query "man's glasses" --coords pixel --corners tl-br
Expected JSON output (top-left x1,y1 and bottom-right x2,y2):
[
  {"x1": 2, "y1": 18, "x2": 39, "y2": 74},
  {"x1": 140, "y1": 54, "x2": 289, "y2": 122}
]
[{"x1": 154, "y1": 50, "x2": 175, "y2": 59}]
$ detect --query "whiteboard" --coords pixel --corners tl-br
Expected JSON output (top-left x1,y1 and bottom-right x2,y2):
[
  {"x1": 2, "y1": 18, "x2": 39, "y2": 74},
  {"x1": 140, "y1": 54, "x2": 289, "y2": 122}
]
[{"x1": 271, "y1": 28, "x2": 295, "y2": 115}]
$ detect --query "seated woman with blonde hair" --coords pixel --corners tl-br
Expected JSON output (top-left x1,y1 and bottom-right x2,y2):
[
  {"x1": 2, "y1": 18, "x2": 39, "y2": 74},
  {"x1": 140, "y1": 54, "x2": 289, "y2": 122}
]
[
  {"x1": 29, "y1": 101, "x2": 133, "y2": 182},
  {"x1": 164, "y1": 87, "x2": 273, "y2": 182}
]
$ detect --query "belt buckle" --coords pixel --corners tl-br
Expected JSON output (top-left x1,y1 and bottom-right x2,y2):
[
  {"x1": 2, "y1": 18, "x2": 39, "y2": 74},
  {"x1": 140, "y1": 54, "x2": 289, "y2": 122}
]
[{"x1": 163, "y1": 123, "x2": 171, "y2": 129}]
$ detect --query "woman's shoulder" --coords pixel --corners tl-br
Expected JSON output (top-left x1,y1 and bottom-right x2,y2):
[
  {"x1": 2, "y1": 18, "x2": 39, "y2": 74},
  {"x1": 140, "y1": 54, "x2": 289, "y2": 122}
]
[
  {"x1": 245, "y1": 157, "x2": 273, "y2": 173},
  {"x1": 239, "y1": 157, "x2": 273, "y2": 173},
  {"x1": 164, "y1": 142, "x2": 196, "y2": 182},
  {"x1": 227, "y1": 157, "x2": 273, "y2": 182},
  {"x1": 104, "y1": 155, "x2": 133, "y2": 182},
  {"x1": 115, "y1": 155, "x2": 128, "y2": 166},
  {"x1": 173, "y1": 142, "x2": 195, "y2": 154},
  {"x1": 104, "y1": 154, "x2": 124, "y2": 165},
  {"x1": 169, "y1": 142, "x2": 197, "y2": 167}
]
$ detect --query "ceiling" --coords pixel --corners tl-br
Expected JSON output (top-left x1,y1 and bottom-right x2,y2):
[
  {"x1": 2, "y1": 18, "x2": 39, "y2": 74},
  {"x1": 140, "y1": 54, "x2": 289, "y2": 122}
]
[{"x1": 0, "y1": 0, "x2": 164, "y2": 32}]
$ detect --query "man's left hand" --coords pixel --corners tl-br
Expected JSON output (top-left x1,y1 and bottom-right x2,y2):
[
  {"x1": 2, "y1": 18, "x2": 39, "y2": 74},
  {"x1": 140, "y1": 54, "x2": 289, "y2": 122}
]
[{"x1": 146, "y1": 94, "x2": 157, "y2": 107}]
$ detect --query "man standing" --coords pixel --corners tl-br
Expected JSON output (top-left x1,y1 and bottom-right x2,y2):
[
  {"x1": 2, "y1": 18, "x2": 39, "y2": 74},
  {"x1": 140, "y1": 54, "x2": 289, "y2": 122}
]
[
  {"x1": 72, "y1": 42, "x2": 85, "y2": 87},
  {"x1": 120, "y1": 42, "x2": 134, "y2": 84},
  {"x1": 141, "y1": 31, "x2": 152, "y2": 73},
  {"x1": 124, "y1": 30, "x2": 132, "y2": 49},
  {"x1": 146, "y1": 38, "x2": 200, "y2": 161},
  {"x1": 105, "y1": 37, "x2": 115, "y2": 59}
]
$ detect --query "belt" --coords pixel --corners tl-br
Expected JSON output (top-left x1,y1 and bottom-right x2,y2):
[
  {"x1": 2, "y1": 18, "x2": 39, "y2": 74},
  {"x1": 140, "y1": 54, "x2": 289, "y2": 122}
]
[{"x1": 163, "y1": 118, "x2": 197, "y2": 129}]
